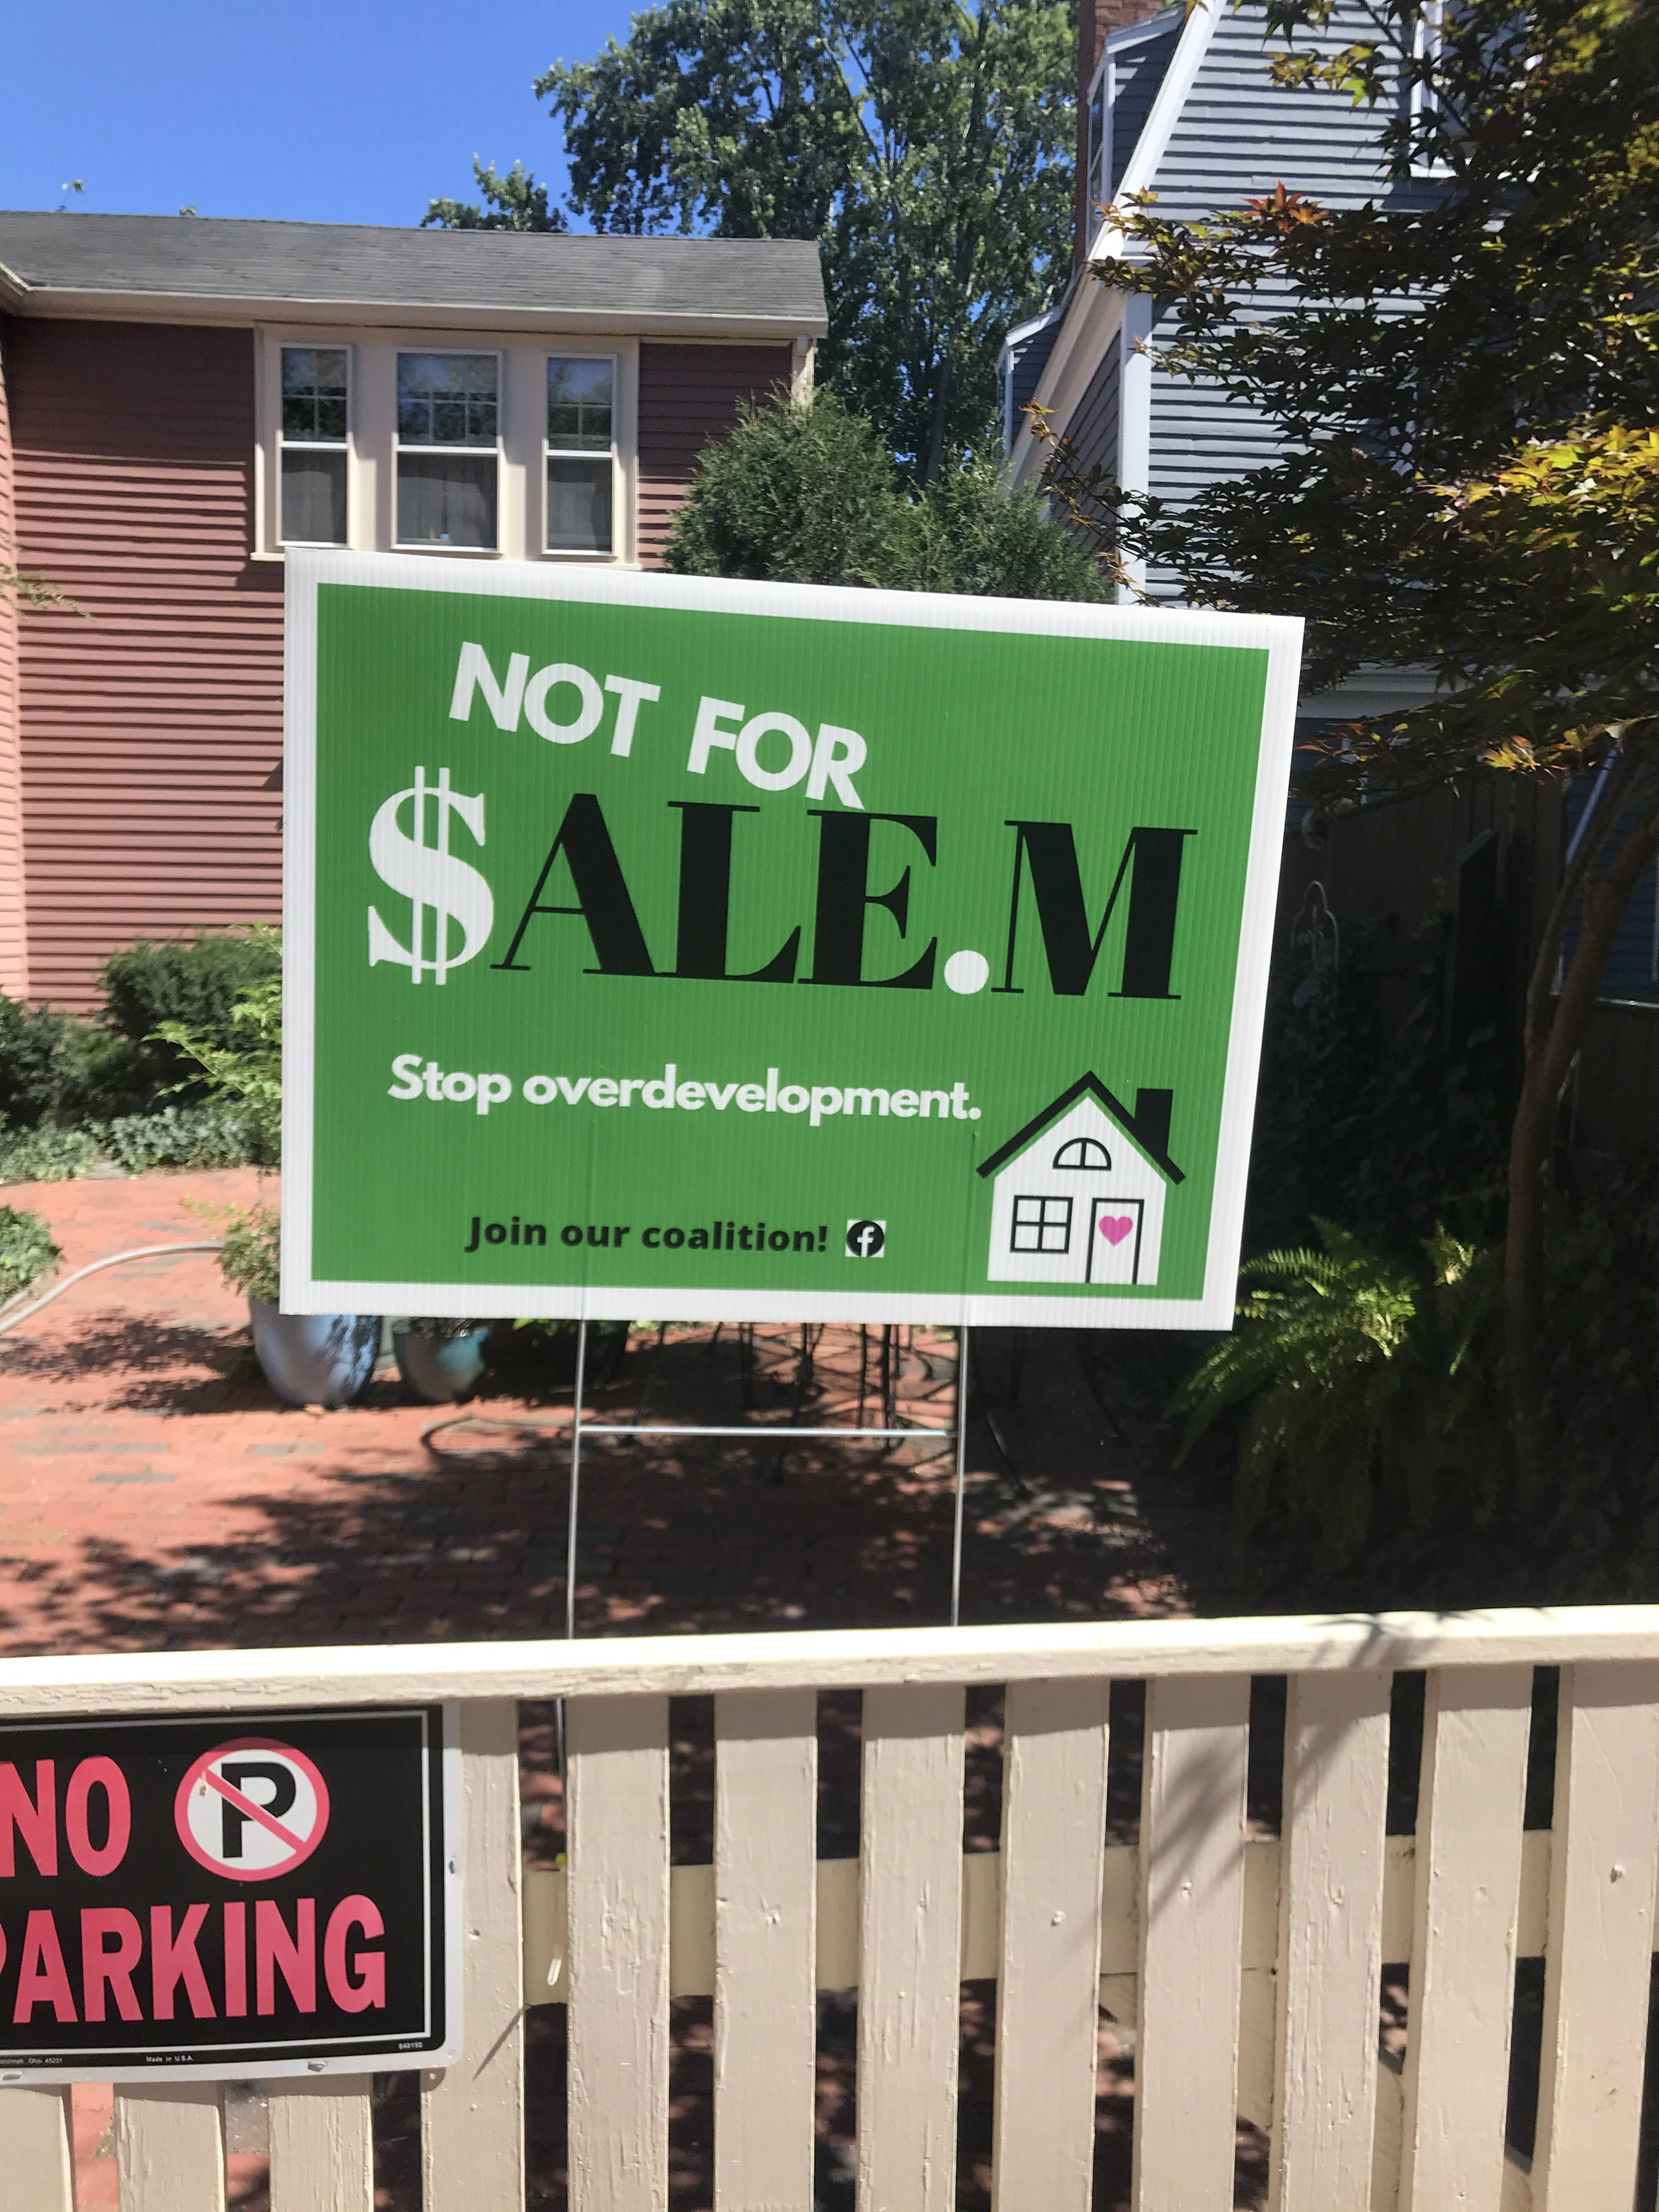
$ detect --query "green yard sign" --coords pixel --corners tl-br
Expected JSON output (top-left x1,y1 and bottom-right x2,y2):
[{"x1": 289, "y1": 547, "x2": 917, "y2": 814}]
[{"x1": 283, "y1": 553, "x2": 1301, "y2": 1328}]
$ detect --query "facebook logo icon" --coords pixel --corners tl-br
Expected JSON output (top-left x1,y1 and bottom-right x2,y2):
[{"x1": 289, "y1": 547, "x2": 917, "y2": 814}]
[{"x1": 845, "y1": 1220, "x2": 887, "y2": 1259}]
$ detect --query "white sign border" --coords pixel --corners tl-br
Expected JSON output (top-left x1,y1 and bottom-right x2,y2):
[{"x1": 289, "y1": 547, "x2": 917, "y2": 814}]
[{"x1": 281, "y1": 549, "x2": 1302, "y2": 1330}]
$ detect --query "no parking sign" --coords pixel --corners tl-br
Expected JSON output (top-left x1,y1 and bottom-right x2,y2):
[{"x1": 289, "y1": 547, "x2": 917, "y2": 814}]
[{"x1": 0, "y1": 1708, "x2": 459, "y2": 2081}]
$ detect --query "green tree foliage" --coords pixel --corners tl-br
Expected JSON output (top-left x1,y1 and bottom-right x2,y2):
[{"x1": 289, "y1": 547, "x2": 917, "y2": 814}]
[
  {"x1": 505, "y1": 0, "x2": 1073, "y2": 477},
  {"x1": 423, "y1": 158, "x2": 567, "y2": 233},
  {"x1": 153, "y1": 972, "x2": 283, "y2": 1166},
  {"x1": 1039, "y1": 0, "x2": 1659, "y2": 1477},
  {"x1": 664, "y1": 388, "x2": 1108, "y2": 598}
]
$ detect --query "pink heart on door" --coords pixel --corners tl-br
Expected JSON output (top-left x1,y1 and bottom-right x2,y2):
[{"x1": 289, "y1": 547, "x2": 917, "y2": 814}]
[{"x1": 1098, "y1": 1215, "x2": 1135, "y2": 1247}]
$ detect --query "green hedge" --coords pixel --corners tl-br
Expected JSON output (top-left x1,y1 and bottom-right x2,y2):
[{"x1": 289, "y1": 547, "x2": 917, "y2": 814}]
[
  {"x1": 0, "y1": 928, "x2": 283, "y2": 1139},
  {"x1": 100, "y1": 933, "x2": 281, "y2": 1054}
]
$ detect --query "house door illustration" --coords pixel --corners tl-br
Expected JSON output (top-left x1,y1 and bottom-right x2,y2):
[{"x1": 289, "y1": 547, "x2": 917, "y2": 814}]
[{"x1": 1086, "y1": 1197, "x2": 1144, "y2": 1284}]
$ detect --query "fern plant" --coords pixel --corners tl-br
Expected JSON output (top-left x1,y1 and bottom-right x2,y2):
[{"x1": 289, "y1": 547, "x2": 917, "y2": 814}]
[{"x1": 1173, "y1": 1221, "x2": 1504, "y2": 1559}]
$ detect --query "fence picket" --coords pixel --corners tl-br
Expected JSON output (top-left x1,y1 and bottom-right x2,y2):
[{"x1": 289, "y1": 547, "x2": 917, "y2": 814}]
[
  {"x1": 0, "y1": 2085, "x2": 74, "y2": 2210},
  {"x1": 714, "y1": 1686, "x2": 819, "y2": 2211},
  {"x1": 1132, "y1": 1673, "x2": 1251, "y2": 2212},
  {"x1": 991, "y1": 1676, "x2": 1111, "y2": 2212},
  {"x1": 421, "y1": 1699, "x2": 524, "y2": 2211},
  {"x1": 268, "y1": 2076, "x2": 374, "y2": 2212},
  {"x1": 1532, "y1": 1660, "x2": 1659, "y2": 2209},
  {"x1": 1271, "y1": 1669, "x2": 1391, "y2": 2209},
  {"x1": 856, "y1": 1682, "x2": 965, "y2": 2212},
  {"x1": 566, "y1": 1692, "x2": 672, "y2": 2212},
  {"x1": 114, "y1": 2082, "x2": 225, "y2": 2212},
  {"x1": 1397, "y1": 1665, "x2": 1531, "y2": 2212}
]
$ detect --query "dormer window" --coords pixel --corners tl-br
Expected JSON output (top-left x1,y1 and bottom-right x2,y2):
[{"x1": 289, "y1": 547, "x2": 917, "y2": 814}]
[{"x1": 1053, "y1": 1136, "x2": 1111, "y2": 1170}]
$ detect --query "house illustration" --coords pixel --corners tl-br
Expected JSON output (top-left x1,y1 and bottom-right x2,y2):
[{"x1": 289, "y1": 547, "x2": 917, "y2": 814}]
[{"x1": 977, "y1": 1075, "x2": 1184, "y2": 1288}]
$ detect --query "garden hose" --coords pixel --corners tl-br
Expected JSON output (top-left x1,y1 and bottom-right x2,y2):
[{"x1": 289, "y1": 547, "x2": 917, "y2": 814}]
[{"x1": 0, "y1": 1243, "x2": 224, "y2": 1336}]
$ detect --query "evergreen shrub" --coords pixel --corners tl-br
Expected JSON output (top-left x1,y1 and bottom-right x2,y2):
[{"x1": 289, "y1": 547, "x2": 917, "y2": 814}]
[
  {"x1": 99, "y1": 931, "x2": 281, "y2": 1099},
  {"x1": 664, "y1": 391, "x2": 1108, "y2": 603}
]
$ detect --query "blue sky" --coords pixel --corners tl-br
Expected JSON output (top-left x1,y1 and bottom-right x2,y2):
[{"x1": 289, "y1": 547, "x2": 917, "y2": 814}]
[{"x1": 0, "y1": 1, "x2": 639, "y2": 229}]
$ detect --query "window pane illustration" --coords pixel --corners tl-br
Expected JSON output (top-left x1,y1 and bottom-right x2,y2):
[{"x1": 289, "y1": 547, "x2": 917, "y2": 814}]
[
  {"x1": 1053, "y1": 1137, "x2": 1111, "y2": 1170},
  {"x1": 396, "y1": 353, "x2": 499, "y2": 549},
  {"x1": 1011, "y1": 1194, "x2": 1072, "y2": 1254}
]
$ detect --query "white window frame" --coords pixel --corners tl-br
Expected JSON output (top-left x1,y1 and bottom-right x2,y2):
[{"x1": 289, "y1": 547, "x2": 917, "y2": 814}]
[
  {"x1": 275, "y1": 342, "x2": 353, "y2": 550},
  {"x1": 255, "y1": 330, "x2": 640, "y2": 565},
  {"x1": 541, "y1": 350, "x2": 621, "y2": 562},
  {"x1": 392, "y1": 346, "x2": 504, "y2": 557}
]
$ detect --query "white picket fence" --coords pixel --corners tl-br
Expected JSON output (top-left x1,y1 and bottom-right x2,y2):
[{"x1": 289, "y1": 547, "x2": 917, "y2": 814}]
[{"x1": 2, "y1": 1607, "x2": 1658, "y2": 2210}]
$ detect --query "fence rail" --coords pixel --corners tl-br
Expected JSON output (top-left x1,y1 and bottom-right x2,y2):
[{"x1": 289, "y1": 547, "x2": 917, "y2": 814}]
[{"x1": 3, "y1": 1606, "x2": 1658, "y2": 2209}]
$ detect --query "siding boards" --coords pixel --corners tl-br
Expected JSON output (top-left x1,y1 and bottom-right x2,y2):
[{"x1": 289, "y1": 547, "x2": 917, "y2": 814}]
[
  {"x1": 636, "y1": 342, "x2": 793, "y2": 568},
  {"x1": 0, "y1": 321, "x2": 24, "y2": 997},
  {"x1": 1068, "y1": 339, "x2": 1122, "y2": 481},
  {"x1": 1134, "y1": 2, "x2": 1441, "y2": 597},
  {"x1": 9, "y1": 319, "x2": 282, "y2": 1009},
  {"x1": 1110, "y1": 27, "x2": 1179, "y2": 194}
]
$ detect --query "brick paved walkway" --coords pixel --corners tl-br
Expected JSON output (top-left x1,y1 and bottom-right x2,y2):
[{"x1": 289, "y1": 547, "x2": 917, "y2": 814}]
[{"x1": 0, "y1": 1169, "x2": 1236, "y2": 1659}]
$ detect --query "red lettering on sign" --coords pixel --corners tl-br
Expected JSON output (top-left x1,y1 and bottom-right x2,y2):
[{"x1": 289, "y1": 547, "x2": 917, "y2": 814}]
[
  {"x1": 255, "y1": 1898, "x2": 316, "y2": 2015},
  {"x1": 223, "y1": 1900, "x2": 247, "y2": 2018},
  {"x1": 65, "y1": 1758, "x2": 130, "y2": 1877},
  {"x1": 13, "y1": 1909, "x2": 76, "y2": 2023},
  {"x1": 81, "y1": 1908, "x2": 143, "y2": 2023},
  {"x1": 0, "y1": 1762, "x2": 55, "y2": 1878},
  {"x1": 324, "y1": 1894, "x2": 386, "y2": 2013},
  {"x1": 151, "y1": 1904, "x2": 216, "y2": 2021}
]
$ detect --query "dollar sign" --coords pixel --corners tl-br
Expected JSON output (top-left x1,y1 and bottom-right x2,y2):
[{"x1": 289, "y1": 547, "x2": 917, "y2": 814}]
[{"x1": 367, "y1": 766, "x2": 494, "y2": 983}]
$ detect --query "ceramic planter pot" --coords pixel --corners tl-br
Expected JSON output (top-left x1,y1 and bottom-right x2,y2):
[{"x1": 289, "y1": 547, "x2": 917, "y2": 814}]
[
  {"x1": 393, "y1": 1323, "x2": 489, "y2": 1403},
  {"x1": 250, "y1": 1299, "x2": 380, "y2": 1409}
]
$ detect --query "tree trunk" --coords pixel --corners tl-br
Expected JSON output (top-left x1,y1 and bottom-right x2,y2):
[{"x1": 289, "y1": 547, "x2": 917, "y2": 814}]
[{"x1": 1507, "y1": 787, "x2": 1659, "y2": 1497}]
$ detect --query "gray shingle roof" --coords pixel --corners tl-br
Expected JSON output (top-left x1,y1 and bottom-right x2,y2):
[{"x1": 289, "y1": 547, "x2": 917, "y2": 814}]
[{"x1": 0, "y1": 212, "x2": 826, "y2": 331}]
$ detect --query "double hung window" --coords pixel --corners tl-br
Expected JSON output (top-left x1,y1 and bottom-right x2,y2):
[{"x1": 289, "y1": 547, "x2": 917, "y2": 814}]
[
  {"x1": 279, "y1": 347, "x2": 349, "y2": 546},
  {"x1": 396, "y1": 351, "x2": 500, "y2": 550},
  {"x1": 545, "y1": 357, "x2": 616, "y2": 555}
]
